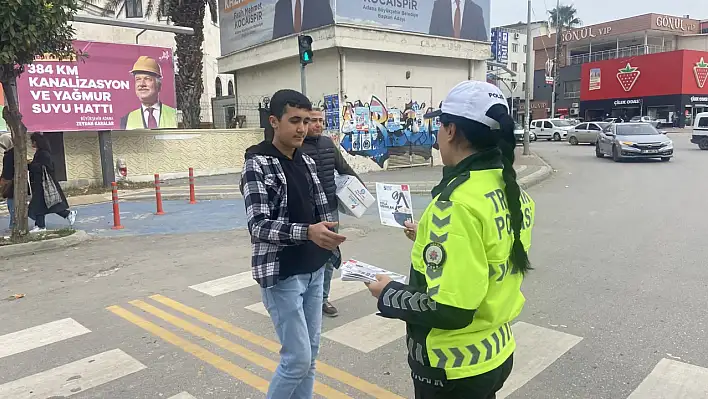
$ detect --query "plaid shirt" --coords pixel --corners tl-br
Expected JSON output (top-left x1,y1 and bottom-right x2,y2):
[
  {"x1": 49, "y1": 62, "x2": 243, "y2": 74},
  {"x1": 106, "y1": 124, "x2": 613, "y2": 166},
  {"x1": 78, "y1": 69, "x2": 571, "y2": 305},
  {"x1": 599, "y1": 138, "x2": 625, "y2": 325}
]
[{"x1": 240, "y1": 151, "x2": 340, "y2": 288}]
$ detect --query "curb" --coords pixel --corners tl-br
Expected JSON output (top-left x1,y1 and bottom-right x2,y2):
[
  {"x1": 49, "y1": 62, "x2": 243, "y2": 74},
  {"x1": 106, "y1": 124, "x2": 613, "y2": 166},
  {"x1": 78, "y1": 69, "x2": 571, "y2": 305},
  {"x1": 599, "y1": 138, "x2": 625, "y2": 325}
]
[
  {"x1": 518, "y1": 155, "x2": 554, "y2": 190},
  {"x1": 0, "y1": 230, "x2": 90, "y2": 258}
]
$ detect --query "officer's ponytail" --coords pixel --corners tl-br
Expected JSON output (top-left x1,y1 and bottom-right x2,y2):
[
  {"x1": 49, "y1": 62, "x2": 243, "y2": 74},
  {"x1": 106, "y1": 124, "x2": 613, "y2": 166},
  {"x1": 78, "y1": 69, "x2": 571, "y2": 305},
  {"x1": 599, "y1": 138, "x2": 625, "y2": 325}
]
[{"x1": 486, "y1": 104, "x2": 532, "y2": 275}]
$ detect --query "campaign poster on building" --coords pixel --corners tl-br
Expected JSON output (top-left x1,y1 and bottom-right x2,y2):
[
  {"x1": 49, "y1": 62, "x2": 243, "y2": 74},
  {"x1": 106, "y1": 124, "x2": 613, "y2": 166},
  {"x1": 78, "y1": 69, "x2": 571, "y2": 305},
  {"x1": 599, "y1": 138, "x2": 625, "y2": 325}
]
[
  {"x1": 336, "y1": 0, "x2": 490, "y2": 42},
  {"x1": 15, "y1": 41, "x2": 177, "y2": 132},
  {"x1": 589, "y1": 68, "x2": 601, "y2": 91},
  {"x1": 0, "y1": 85, "x2": 6, "y2": 132},
  {"x1": 219, "y1": 0, "x2": 336, "y2": 55}
]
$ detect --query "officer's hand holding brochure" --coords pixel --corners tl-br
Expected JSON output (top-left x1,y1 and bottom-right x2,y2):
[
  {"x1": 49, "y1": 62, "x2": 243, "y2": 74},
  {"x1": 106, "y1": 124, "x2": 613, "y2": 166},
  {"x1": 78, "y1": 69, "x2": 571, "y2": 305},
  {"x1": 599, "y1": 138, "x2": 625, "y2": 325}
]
[
  {"x1": 340, "y1": 259, "x2": 407, "y2": 284},
  {"x1": 375, "y1": 183, "x2": 414, "y2": 228}
]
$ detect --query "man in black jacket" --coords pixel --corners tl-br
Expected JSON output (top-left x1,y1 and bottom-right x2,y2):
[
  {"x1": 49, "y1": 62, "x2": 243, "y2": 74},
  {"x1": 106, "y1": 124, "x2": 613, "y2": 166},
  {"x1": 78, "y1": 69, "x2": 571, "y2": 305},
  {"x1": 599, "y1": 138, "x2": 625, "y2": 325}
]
[{"x1": 301, "y1": 107, "x2": 362, "y2": 317}]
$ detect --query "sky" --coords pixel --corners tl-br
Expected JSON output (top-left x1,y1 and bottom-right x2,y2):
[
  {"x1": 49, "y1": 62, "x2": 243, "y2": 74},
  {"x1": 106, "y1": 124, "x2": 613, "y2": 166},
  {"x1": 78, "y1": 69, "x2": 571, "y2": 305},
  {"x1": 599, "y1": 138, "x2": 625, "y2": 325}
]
[{"x1": 490, "y1": 0, "x2": 703, "y2": 28}]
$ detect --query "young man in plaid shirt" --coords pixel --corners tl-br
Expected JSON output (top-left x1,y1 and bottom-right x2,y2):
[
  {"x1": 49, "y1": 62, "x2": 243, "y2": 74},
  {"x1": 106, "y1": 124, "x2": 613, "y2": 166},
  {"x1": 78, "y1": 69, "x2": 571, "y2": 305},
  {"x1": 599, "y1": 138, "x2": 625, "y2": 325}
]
[{"x1": 240, "y1": 89, "x2": 347, "y2": 399}]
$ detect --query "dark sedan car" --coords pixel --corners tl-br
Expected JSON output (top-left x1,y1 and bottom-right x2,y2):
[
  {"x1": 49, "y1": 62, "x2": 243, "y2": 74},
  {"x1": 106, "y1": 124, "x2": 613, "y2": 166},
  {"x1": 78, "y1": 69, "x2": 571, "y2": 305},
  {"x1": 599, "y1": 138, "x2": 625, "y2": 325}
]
[{"x1": 595, "y1": 123, "x2": 673, "y2": 162}]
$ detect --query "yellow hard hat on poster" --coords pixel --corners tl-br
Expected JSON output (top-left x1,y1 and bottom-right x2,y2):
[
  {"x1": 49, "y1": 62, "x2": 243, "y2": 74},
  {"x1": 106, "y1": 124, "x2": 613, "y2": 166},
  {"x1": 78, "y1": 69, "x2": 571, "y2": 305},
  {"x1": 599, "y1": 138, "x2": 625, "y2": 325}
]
[{"x1": 130, "y1": 56, "x2": 162, "y2": 78}]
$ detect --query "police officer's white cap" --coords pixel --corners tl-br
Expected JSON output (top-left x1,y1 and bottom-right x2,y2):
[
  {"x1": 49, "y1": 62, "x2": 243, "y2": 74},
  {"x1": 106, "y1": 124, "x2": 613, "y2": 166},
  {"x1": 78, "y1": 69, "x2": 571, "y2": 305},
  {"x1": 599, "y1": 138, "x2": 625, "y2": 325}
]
[{"x1": 424, "y1": 81, "x2": 509, "y2": 130}]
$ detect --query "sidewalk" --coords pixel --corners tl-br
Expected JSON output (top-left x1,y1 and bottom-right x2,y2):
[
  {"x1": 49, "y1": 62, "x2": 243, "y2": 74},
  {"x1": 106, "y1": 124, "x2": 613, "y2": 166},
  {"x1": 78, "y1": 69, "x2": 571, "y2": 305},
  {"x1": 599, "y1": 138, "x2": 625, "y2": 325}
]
[{"x1": 0, "y1": 150, "x2": 551, "y2": 229}]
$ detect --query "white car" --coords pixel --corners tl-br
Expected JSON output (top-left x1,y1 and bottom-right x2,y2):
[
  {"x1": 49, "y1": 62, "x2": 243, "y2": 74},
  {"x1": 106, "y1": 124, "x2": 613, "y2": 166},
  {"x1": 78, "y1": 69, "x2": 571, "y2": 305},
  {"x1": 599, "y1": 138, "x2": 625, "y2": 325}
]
[
  {"x1": 690, "y1": 112, "x2": 708, "y2": 149},
  {"x1": 530, "y1": 119, "x2": 574, "y2": 141},
  {"x1": 514, "y1": 124, "x2": 536, "y2": 142}
]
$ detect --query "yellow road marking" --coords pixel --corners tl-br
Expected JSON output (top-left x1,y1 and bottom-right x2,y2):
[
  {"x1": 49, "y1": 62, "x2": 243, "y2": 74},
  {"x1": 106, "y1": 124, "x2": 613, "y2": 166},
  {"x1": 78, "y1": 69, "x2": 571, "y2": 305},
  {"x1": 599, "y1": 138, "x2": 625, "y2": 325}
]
[
  {"x1": 129, "y1": 300, "x2": 350, "y2": 399},
  {"x1": 106, "y1": 305, "x2": 269, "y2": 393},
  {"x1": 150, "y1": 294, "x2": 405, "y2": 399}
]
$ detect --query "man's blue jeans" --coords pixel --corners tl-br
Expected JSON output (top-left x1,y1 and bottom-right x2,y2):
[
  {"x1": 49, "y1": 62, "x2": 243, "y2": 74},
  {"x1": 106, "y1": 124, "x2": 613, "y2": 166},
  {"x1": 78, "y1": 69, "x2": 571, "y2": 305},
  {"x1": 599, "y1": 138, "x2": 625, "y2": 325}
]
[
  {"x1": 261, "y1": 267, "x2": 324, "y2": 399},
  {"x1": 6, "y1": 198, "x2": 14, "y2": 229}
]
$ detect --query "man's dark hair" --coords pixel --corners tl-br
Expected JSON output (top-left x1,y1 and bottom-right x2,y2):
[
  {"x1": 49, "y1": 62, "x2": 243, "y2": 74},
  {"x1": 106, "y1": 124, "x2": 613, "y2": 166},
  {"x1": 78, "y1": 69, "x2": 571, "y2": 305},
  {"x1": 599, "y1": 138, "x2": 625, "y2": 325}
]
[{"x1": 269, "y1": 89, "x2": 312, "y2": 119}]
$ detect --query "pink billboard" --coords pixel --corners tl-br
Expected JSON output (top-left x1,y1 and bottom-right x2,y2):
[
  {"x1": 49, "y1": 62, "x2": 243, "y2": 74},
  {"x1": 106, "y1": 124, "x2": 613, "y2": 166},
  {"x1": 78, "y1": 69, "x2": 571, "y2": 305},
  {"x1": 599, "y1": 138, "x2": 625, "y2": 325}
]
[{"x1": 16, "y1": 40, "x2": 177, "y2": 132}]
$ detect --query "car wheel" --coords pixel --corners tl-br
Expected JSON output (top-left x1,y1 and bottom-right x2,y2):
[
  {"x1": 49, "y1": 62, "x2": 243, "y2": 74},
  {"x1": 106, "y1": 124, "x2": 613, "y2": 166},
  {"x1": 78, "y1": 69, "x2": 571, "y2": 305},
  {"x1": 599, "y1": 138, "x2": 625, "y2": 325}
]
[
  {"x1": 699, "y1": 139, "x2": 708, "y2": 150},
  {"x1": 595, "y1": 144, "x2": 604, "y2": 158},
  {"x1": 546, "y1": 138, "x2": 552, "y2": 141},
  {"x1": 569, "y1": 136, "x2": 579, "y2": 145},
  {"x1": 612, "y1": 145, "x2": 621, "y2": 162},
  {"x1": 661, "y1": 157, "x2": 671, "y2": 162},
  {"x1": 553, "y1": 132, "x2": 561, "y2": 141},
  {"x1": 532, "y1": 136, "x2": 537, "y2": 142}
]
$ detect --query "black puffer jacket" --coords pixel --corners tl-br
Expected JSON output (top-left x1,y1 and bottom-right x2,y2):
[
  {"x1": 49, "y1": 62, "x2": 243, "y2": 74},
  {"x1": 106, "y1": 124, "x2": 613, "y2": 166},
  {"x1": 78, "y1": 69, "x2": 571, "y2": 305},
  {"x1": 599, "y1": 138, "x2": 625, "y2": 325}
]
[{"x1": 301, "y1": 135, "x2": 361, "y2": 211}]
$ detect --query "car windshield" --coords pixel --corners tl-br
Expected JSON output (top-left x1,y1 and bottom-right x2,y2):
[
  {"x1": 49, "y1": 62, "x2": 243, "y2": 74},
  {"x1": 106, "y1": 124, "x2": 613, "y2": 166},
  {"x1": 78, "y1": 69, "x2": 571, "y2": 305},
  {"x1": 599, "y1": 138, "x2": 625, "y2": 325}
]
[
  {"x1": 630, "y1": 117, "x2": 641, "y2": 121},
  {"x1": 551, "y1": 119, "x2": 573, "y2": 127},
  {"x1": 616, "y1": 124, "x2": 659, "y2": 135},
  {"x1": 597, "y1": 122, "x2": 611, "y2": 129},
  {"x1": 515, "y1": 123, "x2": 522, "y2": 130}
]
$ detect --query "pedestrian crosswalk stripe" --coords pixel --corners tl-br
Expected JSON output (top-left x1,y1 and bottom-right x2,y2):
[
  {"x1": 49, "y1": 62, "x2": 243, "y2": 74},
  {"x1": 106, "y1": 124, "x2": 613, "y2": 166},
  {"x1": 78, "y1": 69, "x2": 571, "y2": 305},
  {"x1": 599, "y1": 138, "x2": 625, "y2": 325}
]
[
  {"x1": 0, "y1": 349, "x2": 146, "y2": 399},
  {"x1": 149, "y1": 294, "x2": 404, "y2": 399},
  {"x1": 129, "y1": 299, "x2": 351, "y2": 399},
  {"x1": 626, "y1": 358, "x2": 708, "y2": 398},
  {"x1": 108, "y1": 305, "x2": 271, "y2": 394},
  {"x1": 0, "y1": 318, "x2": 91, "y2": 360},
  {"x1": 496, "y1": 322, "x2": 583, "y2": 398},
  {"x1": 189, "y1": 271, "x2": 255, "y2": 297},
  {"x1": 245, "y1": 279, "x2": 368, "y2": 316},
  {"x1": 168, "y1": 392, "x2": 197, "y2": 399},
  {"x1": 322, "y1": 313, "x2": 406, "y2": 353}
]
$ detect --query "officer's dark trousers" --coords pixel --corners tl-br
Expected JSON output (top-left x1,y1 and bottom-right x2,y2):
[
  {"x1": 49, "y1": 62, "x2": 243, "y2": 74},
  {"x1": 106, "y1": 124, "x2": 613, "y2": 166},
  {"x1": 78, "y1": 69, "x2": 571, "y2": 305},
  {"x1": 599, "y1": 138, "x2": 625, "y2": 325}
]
[{"x1": 413, "y1": 354, "x2": 514, "y2": 399}]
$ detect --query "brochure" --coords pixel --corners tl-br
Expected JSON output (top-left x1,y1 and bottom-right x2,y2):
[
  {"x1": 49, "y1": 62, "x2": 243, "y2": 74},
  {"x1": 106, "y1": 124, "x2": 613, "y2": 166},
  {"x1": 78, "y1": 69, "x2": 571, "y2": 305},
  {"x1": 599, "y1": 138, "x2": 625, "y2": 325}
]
[{"x1": 375, "y1": 183, "x2": 414, "y2": 228}]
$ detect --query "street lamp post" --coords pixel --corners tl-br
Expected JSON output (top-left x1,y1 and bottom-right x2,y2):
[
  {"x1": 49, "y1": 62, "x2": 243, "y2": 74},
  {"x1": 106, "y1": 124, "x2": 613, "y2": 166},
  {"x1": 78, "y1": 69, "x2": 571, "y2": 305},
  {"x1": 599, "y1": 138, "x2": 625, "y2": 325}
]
[{"x1": 523, "y1": 0, "x2": 533, "y2": 155}]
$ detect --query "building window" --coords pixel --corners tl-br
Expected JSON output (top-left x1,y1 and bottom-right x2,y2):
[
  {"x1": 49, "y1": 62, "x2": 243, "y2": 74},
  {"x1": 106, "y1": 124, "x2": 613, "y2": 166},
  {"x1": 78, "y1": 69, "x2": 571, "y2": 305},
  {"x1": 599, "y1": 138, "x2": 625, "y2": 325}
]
[
  {"x1": 564, "y1": 80, "x2": 581, "y2": 99},
  {"x1": 215, "y1": 77, "x2": 222, "y2": 97},
  {"x1": 125, "y1": 0, "x2": 143, "y2": 18},
  {"x1": 512, "y1": 43, "x2": 519, "y2": 53},
  {"x1": 487, "y1": 64, "x2": 494, "y2": 71},
  {"x1": 522, "y1": 82, "x2": 527, "y2": 92},
  {"x1": 523, "y1": 63, "x2": 526, "y2": 72},
  {"x1": 227, "y1": 81, "x2": 234, "y2": 96},
  {"x1": 523, "y1": 45, "x2": 527, "y2": 53},
  {"x1": 511, "y1": 81, "x2": 518, "y2": 90},
  {"x1": 511, "y1": 62, "x2": 518, "y2": 72}
]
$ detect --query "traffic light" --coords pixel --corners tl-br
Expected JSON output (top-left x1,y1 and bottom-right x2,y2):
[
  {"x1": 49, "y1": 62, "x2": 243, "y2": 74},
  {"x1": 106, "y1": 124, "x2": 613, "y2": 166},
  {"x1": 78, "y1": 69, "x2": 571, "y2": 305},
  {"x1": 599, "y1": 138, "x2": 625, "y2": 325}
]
[{"x1": 298, "y1": 35, "x2": 313, "y2": 66}]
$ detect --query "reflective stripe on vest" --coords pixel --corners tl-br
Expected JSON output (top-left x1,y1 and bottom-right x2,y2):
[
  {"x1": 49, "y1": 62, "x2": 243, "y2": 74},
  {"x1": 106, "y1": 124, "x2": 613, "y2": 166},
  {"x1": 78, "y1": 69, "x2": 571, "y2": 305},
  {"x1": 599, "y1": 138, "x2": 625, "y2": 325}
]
[{"x1": 430, "y1": 323, "x2": 513, "y2": 368}]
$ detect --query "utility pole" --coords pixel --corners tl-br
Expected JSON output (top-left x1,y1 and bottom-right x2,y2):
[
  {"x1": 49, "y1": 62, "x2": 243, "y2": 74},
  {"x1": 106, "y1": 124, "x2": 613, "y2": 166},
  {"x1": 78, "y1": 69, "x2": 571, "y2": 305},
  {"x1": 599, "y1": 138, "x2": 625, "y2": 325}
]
[
  {"x1": 523, "y1": 0, "x2": 533, "y2": 155},
  {"x1": 550, "y1": 0, "x2": 560, "y2": 118},
  {"x1": 300, "y1": 64, "x2": 307, "y2": 96}
]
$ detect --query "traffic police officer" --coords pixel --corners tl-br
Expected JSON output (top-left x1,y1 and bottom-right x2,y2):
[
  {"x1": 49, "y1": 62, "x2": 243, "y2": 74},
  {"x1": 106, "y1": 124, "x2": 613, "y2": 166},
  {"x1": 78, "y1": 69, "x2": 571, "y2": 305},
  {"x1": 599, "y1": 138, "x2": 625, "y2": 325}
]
[{"x1": 366, "y1": 81, "x2": 535, "y2": 398}]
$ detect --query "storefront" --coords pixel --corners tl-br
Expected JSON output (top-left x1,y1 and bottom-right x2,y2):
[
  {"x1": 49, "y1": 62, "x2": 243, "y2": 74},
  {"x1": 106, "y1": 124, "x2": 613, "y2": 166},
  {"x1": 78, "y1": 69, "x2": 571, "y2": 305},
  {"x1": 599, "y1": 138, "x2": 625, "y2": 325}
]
[{"x1": 580, "y1": 49, "x2": 708, "y2": 127}]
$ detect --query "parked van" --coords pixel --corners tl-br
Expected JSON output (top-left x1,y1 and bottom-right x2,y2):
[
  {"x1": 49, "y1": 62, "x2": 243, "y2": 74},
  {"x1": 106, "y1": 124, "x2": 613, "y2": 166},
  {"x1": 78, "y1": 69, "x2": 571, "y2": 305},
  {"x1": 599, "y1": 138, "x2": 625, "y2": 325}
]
[
  {"x1": 690, "y1": 112, "x2": 708, "y2": 150},
  {"x1": 530, "y1": 118, "x2": 573, "y2": 141}
]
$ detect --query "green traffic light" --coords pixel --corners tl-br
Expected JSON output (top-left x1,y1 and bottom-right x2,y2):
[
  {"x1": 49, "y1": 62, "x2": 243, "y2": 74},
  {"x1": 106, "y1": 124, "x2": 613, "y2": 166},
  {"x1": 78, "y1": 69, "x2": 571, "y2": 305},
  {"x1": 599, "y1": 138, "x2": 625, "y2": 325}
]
[{"x1": 303, "y1": 53, "x2": 310, "y2": 62}]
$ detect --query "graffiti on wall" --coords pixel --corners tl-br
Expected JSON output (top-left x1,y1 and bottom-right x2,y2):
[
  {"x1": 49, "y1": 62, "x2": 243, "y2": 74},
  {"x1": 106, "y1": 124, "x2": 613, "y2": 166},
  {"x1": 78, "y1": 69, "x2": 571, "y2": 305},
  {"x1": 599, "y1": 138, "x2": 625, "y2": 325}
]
[{"x1": 335, "y1": 95, "x2": 440, "y2": 167}]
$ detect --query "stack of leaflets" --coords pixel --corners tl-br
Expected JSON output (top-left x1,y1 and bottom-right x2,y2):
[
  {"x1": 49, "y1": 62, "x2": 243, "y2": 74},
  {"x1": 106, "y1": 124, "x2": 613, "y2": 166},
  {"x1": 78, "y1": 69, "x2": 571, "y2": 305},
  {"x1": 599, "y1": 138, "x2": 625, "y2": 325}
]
[
  {"x1": 375, "y1": 183, "x2": 414, "y2": 228},
  {"x1": 340, "y1": 259, "x2": 407, "y2": 284}
]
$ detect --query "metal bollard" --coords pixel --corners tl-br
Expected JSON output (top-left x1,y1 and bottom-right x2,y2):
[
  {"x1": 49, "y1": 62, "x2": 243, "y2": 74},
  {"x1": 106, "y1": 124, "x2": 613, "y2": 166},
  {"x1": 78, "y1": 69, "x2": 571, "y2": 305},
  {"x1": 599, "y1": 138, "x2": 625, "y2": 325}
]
[
  {"x1": 188, "y1": 167, "x2": 197, "y2": 204},
  {"x1": 154, "y1": 173, "x2": 165, "y2": 215},
  {"x1": 111, "y1": 182, "x2": 124, "y2": 230}
]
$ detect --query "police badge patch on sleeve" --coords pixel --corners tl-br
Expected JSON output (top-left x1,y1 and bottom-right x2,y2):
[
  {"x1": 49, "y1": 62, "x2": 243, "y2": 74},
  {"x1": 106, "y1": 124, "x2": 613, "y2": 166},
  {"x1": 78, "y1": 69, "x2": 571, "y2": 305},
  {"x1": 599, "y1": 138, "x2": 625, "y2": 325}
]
[{"x1": 423, "y1": 242, "x2": 446, "y2": 270}]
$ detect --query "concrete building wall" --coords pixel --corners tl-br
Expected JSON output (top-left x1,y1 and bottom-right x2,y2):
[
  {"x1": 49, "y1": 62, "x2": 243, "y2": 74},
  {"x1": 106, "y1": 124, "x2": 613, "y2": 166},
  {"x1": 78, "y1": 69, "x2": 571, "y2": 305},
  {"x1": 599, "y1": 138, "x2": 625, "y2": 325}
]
[
  {"x1": 73, "y1": 4, "x2": 233, "y2": 124},
  {"x1": 62, "y1": 129, "x2": 262, "y2": 185},
  {"x1": 678, "y1": 35, "x2": 708, "y2": 51}
]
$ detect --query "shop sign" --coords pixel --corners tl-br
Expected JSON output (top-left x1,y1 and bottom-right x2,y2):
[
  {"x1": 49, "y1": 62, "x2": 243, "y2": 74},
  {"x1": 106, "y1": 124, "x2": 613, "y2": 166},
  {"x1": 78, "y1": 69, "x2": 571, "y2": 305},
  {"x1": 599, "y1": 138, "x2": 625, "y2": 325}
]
[
  {"x1": 690, "y1": 96, "x2": 708, "y2": 102},
  {"x1": 616, "y1": 63, "x2": 640, "y2": 92},
  {"x1": 562, "y1": 26, "x2": 613, "y2": 42},
  {"x1": 655, "y1": 15, "x2": 697, "y2": 32},
  {"x1": 694, "y1": 58, "x2": 708, "y2": 89},
  {"x1": 613, "y1": 99, "x2": 641, "y2": 106}
]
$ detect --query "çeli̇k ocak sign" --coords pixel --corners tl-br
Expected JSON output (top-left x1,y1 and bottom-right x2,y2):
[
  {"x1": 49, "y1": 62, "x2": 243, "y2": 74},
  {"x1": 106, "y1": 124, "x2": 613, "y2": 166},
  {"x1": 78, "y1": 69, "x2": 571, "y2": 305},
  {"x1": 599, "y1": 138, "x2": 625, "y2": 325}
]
[
  {"x1": 219, "y1": 0, "x2": 491, "y2": 56},
  {"x1": 16, "y1": 41, "x2": 177, "y2": 132}
]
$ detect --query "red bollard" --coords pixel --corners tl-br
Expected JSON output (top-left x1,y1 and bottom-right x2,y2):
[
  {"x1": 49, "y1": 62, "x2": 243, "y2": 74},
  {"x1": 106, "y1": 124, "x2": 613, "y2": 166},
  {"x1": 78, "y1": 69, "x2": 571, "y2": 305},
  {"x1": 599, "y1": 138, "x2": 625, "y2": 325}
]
[
  {"x1": 188, "y1": 167, "x2": 197, "y2": 204},
  {"x1": 154, "y1": 173, "x2": 165, "y2": 215},
  {"x1": 111, "y1": 182, "x2": 124, "y2": 230}
]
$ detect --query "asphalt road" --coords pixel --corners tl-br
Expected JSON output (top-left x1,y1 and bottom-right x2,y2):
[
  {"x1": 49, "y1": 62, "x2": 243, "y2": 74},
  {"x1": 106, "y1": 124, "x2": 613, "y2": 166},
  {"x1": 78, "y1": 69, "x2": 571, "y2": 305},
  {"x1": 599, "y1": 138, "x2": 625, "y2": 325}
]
[{"x1": 1, "y1": 132, "x2": 708, "y2": 399}]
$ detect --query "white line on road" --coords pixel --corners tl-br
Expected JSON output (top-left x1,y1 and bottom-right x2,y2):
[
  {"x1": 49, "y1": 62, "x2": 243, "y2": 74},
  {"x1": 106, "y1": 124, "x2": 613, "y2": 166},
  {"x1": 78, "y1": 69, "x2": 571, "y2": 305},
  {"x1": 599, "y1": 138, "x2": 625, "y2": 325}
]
[
  {"x1": 0, "y1": 348, "x2": 146, "y2": 399},
  {"x1": 245, "y1": 279, "x2": 368, "y2": 316},
  {"x1": 322, "y1": 313, "x2": 406, "y2": 353},
  {"x1": 496, "y1": 321, "x2": 583, "y2": 398},
  {"x1": 168, "y1": 392, "x2": 198, "y2": 399},
  {"x1": 626, "y1": 358, "x2": 708, "y2": 399},
  {"x1": 189, "y1": 271, "x2": 255, "y2": 297},
  {"x1": 0, "y1": 318, "x2": 91, "y2": 360}
]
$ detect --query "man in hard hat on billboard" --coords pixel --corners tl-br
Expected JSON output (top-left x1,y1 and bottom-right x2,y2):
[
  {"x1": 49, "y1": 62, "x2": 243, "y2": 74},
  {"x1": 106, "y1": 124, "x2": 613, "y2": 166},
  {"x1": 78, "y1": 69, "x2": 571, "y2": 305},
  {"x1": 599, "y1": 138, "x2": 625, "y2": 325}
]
[{"x1": 120, "y1": 56, "x2": 178, "y2": 130}]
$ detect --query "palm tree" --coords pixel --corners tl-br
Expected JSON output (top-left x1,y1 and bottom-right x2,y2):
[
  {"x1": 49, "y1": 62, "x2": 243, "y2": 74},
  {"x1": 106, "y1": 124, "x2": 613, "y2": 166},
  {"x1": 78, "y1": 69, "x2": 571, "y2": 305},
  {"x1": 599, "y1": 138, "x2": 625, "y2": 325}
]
[
  {"x1": 99, "y1": 0, "x2": 217, "y2": 129},
  {"x1": 549, "y1": 5, "x2": 582, "y2": 45}
]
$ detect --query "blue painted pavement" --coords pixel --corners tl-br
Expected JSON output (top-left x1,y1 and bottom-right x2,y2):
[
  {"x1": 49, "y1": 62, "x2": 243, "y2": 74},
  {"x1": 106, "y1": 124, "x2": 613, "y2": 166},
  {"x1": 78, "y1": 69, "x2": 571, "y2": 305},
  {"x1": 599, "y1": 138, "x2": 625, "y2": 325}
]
[{"x1": 0, "y1": 196, "x2": 433, "y2": 237}]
